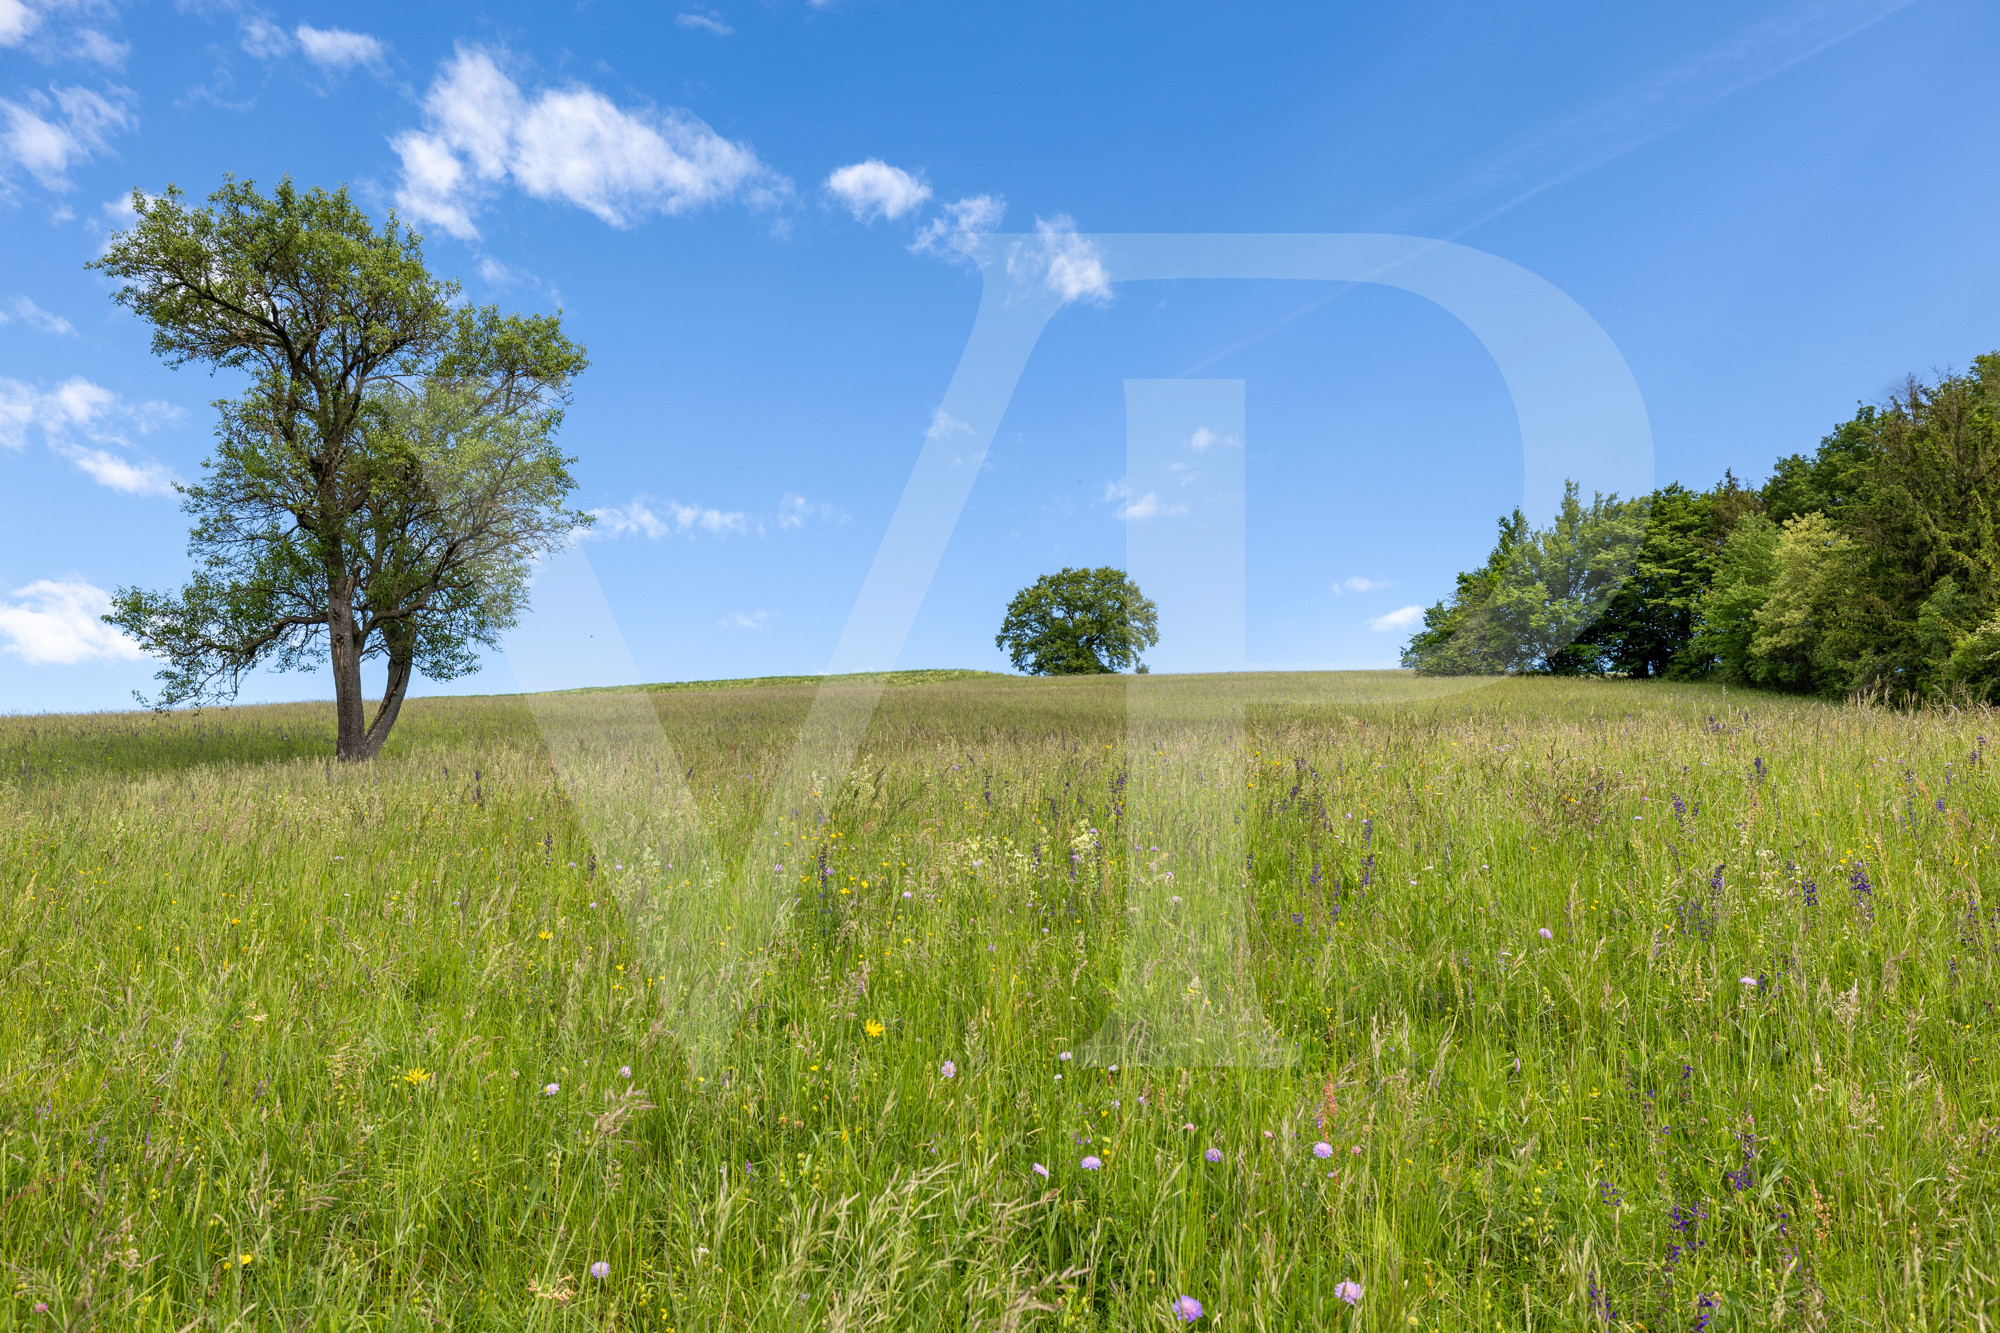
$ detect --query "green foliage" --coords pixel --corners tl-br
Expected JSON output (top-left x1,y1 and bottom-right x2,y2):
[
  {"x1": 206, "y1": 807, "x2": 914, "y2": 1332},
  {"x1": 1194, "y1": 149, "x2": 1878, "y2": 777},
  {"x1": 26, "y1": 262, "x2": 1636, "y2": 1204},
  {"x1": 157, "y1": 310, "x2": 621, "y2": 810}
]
[
  {"x1": 2, "y1": 675, "x2": 1997, "y2": 1327},
  {"x1": 995, "y1": 567, "x2": 1160, "y2": 675},
  {"x1": 91, "y1": 177, "x2": 587, "y2": 760},
  {"x1": 1403, "y1": 484, "x2": 1647, "y2": 675}
]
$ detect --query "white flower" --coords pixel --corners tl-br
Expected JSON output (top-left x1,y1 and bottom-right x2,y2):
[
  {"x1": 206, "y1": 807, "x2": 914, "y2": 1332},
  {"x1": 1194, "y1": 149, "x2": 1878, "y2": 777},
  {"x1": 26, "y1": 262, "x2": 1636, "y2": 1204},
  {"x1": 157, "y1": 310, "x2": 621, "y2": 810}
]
[{"x1": 543, "y1": 1082, "x2": 560, "y2": 1096}]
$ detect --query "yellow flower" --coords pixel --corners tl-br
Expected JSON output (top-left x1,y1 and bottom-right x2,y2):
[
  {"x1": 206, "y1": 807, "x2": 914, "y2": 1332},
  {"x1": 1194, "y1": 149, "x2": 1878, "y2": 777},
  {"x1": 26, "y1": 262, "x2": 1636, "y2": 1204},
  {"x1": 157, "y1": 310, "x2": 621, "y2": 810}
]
[
  {"x1": 538, "y1": 930, "x2": 552, "y2": 940},
  {"x1": 865, "y1": 1020, "x2": 885, "y2": 1038},
  {"x1": 239, "y1": 1253, "x2": 254, "y2": 1266},
  {"x1": 404, "y1": 1067, "x2": 432, "y2": 1086}
]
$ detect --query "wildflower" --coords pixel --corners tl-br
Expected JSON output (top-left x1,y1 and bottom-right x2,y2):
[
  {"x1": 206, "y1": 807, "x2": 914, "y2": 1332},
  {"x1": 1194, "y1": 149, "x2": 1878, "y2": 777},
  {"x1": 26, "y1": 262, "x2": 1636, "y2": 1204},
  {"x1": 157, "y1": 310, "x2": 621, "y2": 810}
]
[
  {"x1": 239, "y1": 1253, "x2": 253, "y2": 1266},
  {"x1": 1537, "y1": 927, "x2": 1552, "y2": 940},
  {"x1": 940, "y1": 1060, "x2": 957, "y2": 1079},
  {"x1": 403, "y1": 1067, "x2": 432, "y2": 1086},
  {"x1": 865, "y1": 1020, "x2": 885, "y2": 1037},
  {"x1": 1204, "y1": 1148, "x2": 1223, "y2": 1163},
  {"x1": 538, "y1": 930, "x2": 552, "y2": 940},
  {"x1": 544, "y1": 1082, "x2": 560, "y2": 1096},
  {"x1": 1032, "y1": 1162, "x2": 1049, "y2": 1178},
  {"x1": 33, "y1": 1303, "x2": 48, "y2": 1314},
  {"x1": 589, "y1": 1261, "x2": 611, "y2": 1279},
  {"x1": 1058, "y1": 1051, "x2": 1073, "y2": 1061},
  {"x1": 1263, "y1": 1130, "x2": 1274, "y2": 1139},
  {"x1": 1182, "y1": 1122, "x2": 1195, "y2": 1132},
  {"x1": 619, "y1": 1066, "x2": 632, "y2": 1079},
  {"x1": 1350, "y1": 1145, "x2": 1362, "y2": 1155},
  {"x1": 902, "y1": 891, "x2": 913, "y2": 898},
  {"x1": 1739, "y1": 976, "x2": 1758, "y2": 988},
  {"x1": 1172, "y1": 1294, "x2": 1204, "y2": 1321},
  {"x1": 1334, "y1": 1280, "x2": 1363, "y2": 1305},
  {"x1": 1313, "y1": 1141, "x2": 1333, "y2": 1158},
  {"x1": 1080, "y1": 1155, "x2": 1102, "y2": 1170}
]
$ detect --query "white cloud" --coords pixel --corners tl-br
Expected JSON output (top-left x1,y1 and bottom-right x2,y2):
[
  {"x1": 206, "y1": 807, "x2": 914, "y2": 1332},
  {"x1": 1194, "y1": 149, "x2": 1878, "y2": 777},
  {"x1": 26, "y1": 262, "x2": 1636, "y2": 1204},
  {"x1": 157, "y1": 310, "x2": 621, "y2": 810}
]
[
  {"x1": 64, "y1": 446, "x2": 173, "y2": 495},
  {"x1": 71, "y1": 28, "x2": 126, "y2": 68},
  {"x1": 294, "y1": 24, "x2": 387, "y2": 70},
  {"x1": 0, "y1": 296, "x2": 75, "y2": 336},
  {"x1": 0, "y1": 0, "x2": 40, "y2": 47},
  {"x1": 1111, "y1": 486, "x2": 1187, "y2": 522},
  {"x1": 1004, "y1": 214, "x2": 1111, "y2": 305},
  {"x1": 239, "y1": 17, "x2": 292, "y2": 59},
  {"x1": 1368, "y1": 604, "x2": 1425, "y2": 632},
  {"x1": 1187, "y1": 426, "x2": 1239, "y2": 452},
  {"x1": 777, "y1": 492, "x2": 845, "y2": 528},
  {"x1": 391, "y1": 46, "x2": 786, "y2": 241},
  {"x1": 0, "y1": 579, "x2": 143, "y2": 665},
  {"x1": 675, "y1": 10, "x2": 733, "y2": 35},
  {"x1": 1, "y1": 85, "x2": 134, "y2": 190},
  {"x1": 1336, "y1": 576, "x2": 1390, "y2": 594},
  {"x1": 0, "y1": 374, "x2": 181, "y2": 492},
  {"x1": 824, "y1": 159, "x2": 930, "y2": 222},
  {"x1": 585, "y1": 497, "x2": 750, "y2": 539},
  {"x1": 719, "y1": 609, "x2": 768, "y2": 630},
  {"x1": 925, "y1": 407, "x2": 969, "y2": 443},
  {"x1": 911, "y1": 193, "x2": 1004, "y2": 261}
]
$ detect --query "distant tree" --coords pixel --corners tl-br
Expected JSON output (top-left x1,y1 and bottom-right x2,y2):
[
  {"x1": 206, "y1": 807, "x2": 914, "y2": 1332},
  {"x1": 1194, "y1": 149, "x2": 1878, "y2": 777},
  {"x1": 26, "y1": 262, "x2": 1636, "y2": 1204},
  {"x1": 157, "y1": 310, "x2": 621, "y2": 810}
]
[
  {"x1": 996, "y1": 567, "x2": 1159, "y2": 675},
  {"x1": 1689, "y1": 512, "x2": 1781, "y2": 684},
  {"x1": 91, "y1": 178, "x2": 587, "y2": 761},
  {"x1": 1403, "y1": 484, "x2": 1647, "y2": 675}
]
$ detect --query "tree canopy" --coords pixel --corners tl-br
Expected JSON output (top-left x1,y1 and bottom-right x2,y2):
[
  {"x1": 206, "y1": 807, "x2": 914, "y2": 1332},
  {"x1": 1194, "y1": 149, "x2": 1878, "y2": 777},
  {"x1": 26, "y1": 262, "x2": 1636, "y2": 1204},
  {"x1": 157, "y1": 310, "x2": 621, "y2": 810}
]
[
  {"x1": 92, "y1": 177, "x2": 588, "y2": 760},
  {"x1": 1407, "y1": 352, "x2": 2000, "y2": 703},
  {"x1": 996, "y1": 567, "x2": 1160, "y2": 675}
]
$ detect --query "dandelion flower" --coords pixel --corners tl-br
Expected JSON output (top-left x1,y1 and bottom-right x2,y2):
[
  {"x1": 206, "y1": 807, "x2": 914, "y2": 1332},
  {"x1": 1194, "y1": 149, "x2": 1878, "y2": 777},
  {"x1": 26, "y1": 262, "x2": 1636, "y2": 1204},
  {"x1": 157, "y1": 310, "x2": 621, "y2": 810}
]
[
  {"x1": 1172, "y1": 1295, "x2": 1204, "y2": 1321},
  {"x1": 865, "y1": 1019, "x2": 885, "y2": 1037},
  {"x1": 589, "y1": 1261, "x2": 610, "y2": 1279},
  {"x1": 1080, "y1": 1155, "x2": 1102, "y2": 1170},
  {"x1": 1204, "y1": 1148, "x2": 1223, "y2": 1163},
  {"x1": 1313, "y1": 1141, "x2": 1333, "y2": 1159},
  {"x1": 1334, "y1": 1279, "x2": 1363, "y2": 1304},
  {"x1": 1032, "y1": 1162, "x2": 1049, "y2": 1178},
  {"x1": 403, "y1": 1067, "x2": 431, "y2": 1086},
  {"x1": 940, "y1": 1060, "x2": 957, "y2": 1079},
  {"x1": 544, "y1": 1082, "x2": 560, "y2": 1096}
]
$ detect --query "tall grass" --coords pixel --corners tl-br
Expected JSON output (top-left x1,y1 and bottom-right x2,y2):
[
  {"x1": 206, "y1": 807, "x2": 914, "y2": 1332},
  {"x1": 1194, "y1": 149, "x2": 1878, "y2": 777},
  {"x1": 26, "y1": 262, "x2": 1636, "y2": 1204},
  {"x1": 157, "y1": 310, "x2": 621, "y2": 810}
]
[{"x1": 1, "y1": 673, "x2": 1994, "y2": 1329}]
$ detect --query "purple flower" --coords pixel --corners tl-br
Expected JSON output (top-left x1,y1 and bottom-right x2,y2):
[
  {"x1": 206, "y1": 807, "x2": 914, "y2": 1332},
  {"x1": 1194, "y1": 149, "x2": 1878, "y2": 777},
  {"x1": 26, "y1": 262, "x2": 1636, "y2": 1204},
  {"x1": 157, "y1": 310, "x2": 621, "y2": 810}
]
[
  {"x1": 1537, "y1": 927, "x2": 1553, "y2": 940},
  {"x1": 940, "y1": 1060, "x2": 957, "y2": 1079},
  {"x1": 1312, "y1": 1141, "x2": 1333, "y2": 1159},
  {"x1": 618, "y1": 1065, "x2": 632, "y2": 1079},
  {"x1": 33, "y1": 1303, "x2": 49, "y2": 1315},
  {"x1": 589, "y1": 1261, "x2": 610, "y2": 1279},
  {"x1": 1172, "y1": 1294, "x2": 1204, "y2": 1322},
  {"x1": 543, "y1": 1082, "x2": 560, "y2": 1096},
  {"x1": 1350, "y1": 1145, "x2": 1362, "y2": 1155},
  {"x1": 1181, "y1": 1122, "x2": 1195, "y2": 1132},
  {"x1": 1032, "y1": 1162, "x2": 1048, "y2": 1178},
  {"x1": 1204, "y1": 1147, "x2": 1223, "y2": 1163},
  {"x1": 1333, "y1": 1280, "x2": 1363, "y2": 1305},
  {"x1": 1058, "y1": 1051, "x2": 1073, "y2": 1062},
  {"x1": 1080, "y1": 1155, "x2": 1102, "y2": 1170}
]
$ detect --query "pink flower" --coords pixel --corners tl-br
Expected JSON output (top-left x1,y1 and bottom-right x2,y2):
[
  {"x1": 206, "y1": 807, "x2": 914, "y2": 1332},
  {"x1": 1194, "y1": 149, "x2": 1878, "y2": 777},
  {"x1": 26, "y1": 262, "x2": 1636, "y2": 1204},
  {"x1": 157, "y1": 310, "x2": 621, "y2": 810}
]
[
  {"x1": 940, "y1": 1060, "x2": 957, "y2": 1079},
  {"x1": 1312, "y1": 1141, "x2": 1333, "y2": 1159},
  {"x1": 1334, "y1": 1279, "x2": 1363, "y2": 1304},
  {"x1": 589, "y1": 1261, "x2": 610, "y2": 1279},
  {"x1": 1080, "y1": 1155, "x2": 1102, "y2": 1170},
  {"x1": 1032, "y1": 1162, "x2": 1049, "y2": 1178}
]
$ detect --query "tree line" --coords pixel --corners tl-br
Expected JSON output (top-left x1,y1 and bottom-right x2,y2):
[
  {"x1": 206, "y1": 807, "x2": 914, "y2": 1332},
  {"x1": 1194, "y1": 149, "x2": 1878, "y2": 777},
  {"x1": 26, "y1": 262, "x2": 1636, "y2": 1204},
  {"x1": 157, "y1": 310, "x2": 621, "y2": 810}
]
[{"x1": 1404, "y1": 353, "x2": 2000, "y2": 701}]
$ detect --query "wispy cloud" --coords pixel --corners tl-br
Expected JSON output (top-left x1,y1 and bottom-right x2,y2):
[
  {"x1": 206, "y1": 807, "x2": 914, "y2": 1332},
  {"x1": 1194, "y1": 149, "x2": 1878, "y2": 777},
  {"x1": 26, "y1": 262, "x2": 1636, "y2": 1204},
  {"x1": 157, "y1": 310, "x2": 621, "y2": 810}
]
[
  {"x1": 824, "y1": 158, "x2": 931, "y2": 222},
  {"x1": 391, "y1": 45, "x2": 789, "y2": 241},
  {"x1": 1187, "y1": 426, "x2": 1238, "y2": 452},
  {"x1": 294, "y1": 24, "x2": 387, "y2": 71},
  {"x1": 1101, "y1": 480, "x2": 1187, "y2": 522},
  {"x1": 0, "y1": 295, "x2": 74, "y2": 336},
  {"x1": 1333, "y1": 576, "x2": 1390, "y2": 594},
  {"x1": 0, "y1": 578, "x2": 143, "y2": 665},
  {"x1": 1368, "y1": 604, "x2": 1424, "y2": 632},
  {"x1": 719, "y1": 609, "x2": 768, "y2": 630},
  {"x1": 0, "y1": 84, "x2": 134, "y2": 191},
  {"x1": 675, "y1": 10, "x2": 732, "y2": 36},
  {"x1": 1411, "y1": 0, "x2": 1918, "y2": 235},
  {"x1": 911, "y1": 193, "x2": 1004, "y2": 263},
  {"x1": 0, "y1": 374, "x2": 181, "y2": 493},
  {"x1": 1005, "y1": 214, "x2": 1112, "y2": 305},
  {"x1": 586, "y1": 491, "x2": 843, "y2": 540}
]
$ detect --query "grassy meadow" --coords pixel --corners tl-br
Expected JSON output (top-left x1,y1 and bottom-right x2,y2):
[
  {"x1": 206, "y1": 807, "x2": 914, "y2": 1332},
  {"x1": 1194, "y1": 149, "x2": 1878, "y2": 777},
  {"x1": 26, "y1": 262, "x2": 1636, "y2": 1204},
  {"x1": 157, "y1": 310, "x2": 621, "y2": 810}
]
[{"x1": 1, "y1": 671, "x2": 1996, "y2": 1330}]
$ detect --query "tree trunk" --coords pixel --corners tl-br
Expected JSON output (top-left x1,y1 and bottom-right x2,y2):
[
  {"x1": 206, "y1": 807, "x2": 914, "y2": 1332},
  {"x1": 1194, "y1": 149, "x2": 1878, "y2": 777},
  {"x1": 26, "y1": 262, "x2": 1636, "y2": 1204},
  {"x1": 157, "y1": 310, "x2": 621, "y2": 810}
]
[
  {"x1": 357, "y1": 649, "x2": 414, "y2": 762},
  {"x1": 328, "y1": 577, "x2": 369, "y2": 762}
]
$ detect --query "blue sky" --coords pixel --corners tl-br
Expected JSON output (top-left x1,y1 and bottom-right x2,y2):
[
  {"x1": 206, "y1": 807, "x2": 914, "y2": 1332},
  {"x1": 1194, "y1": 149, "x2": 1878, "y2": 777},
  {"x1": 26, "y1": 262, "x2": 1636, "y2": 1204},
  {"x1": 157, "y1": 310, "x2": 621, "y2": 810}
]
[{"x1": 2, "y1": 0, "x2": 1997, "y2": 711}]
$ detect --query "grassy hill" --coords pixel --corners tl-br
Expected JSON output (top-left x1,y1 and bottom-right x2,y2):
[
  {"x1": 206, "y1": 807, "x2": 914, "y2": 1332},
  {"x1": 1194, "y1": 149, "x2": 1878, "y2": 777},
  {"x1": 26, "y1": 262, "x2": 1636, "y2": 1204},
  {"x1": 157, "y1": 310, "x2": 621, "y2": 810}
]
[{"x1": 0, "y1": 672, "x2": 1991, "y2": 1327}]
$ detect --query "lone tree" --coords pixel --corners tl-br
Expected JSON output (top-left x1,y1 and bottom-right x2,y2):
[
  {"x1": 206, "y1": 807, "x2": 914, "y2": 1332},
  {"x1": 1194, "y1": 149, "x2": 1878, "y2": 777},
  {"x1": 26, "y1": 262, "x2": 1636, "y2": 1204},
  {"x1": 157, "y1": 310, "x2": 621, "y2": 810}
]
[
  {"x1": 996, "y1": 567, "x2": 1159, "y2": 674},
  {"x1": 92, "y1": 178, "x2": 589, "y2": 761}
]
